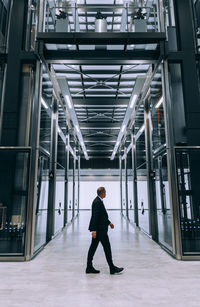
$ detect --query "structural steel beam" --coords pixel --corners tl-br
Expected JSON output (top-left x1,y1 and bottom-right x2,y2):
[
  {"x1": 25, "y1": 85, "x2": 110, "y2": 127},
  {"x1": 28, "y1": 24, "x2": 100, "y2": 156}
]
[
  {"x1": 80, "y1": 122, "x2": 120, "y2": 129},
  {"x1": 73, "y1": 98, "x2": 129, "y2": 106},
  {"x1": 37, "y1": 32, "x2": 166, "y2": 45},
  {"x1": 44, "y1": 50, "x2": 159, "y2": 65}
]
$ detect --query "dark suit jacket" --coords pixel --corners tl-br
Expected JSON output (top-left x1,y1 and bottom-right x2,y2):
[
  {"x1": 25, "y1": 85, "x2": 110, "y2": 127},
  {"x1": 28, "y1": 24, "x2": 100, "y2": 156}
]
[{"x1": 88, "y1": 196, "x2": 111, "y2": 232}]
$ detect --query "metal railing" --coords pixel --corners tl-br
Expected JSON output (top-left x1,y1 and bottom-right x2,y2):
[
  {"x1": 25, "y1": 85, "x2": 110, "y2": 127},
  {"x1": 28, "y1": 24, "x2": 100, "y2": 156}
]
[{"x1": 44, "y1": 4, "x2": 160, "y2": 33}]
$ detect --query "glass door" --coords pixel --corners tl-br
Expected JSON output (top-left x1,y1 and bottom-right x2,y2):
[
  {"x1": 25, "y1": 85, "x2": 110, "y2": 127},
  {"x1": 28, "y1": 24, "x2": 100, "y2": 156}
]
[{"x1": 154, "y1": 152, "x2": 172, "y2": 250}]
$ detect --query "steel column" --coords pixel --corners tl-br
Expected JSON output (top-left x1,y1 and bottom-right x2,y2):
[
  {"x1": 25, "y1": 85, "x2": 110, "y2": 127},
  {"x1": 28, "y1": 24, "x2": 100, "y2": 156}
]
[
  {"x1": 131, "y1": 127, "x2": 139, "y2": 226},
  {"x1": 72, "y1": 146, "x2": 76, "y2": 219},
  {"x1": 64, "y1": 128, "x2": 70, "y2": 226},
  {"x1": 119, "y1": 153, "x2": 123, "y2": 214},
  {"x1": 78, "y1": 152, "x2": 80, "y2": 214},
  {"x1": 46, "y1": 98, "x2": 58, "y2": 242},
  {"x1": 124, "y1": 147, "x2": 129, "y2": 220},
  {"x1": 0, "y1": 0, "x2": 28, "y2": 145}
]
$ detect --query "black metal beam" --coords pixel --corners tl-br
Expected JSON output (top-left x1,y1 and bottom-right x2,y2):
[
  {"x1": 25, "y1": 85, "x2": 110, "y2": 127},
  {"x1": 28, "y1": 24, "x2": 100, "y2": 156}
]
[
  {"x1": 80, "y1": 122, "x2": 120, "y2": 128},
  {"x1": 84, "y1": 137, "x2": 116, "y2": 142},
  {"x1": 54, "y1": 69, "x2": 148, "y2": 75},
  {"x1": 44, "y1": 50, "x2": 159, "y2": 65},
  {"x1": 73, "y1": 98, "x2": 129, "y2": 106},
  {"x1": 37, "y1": 32, "x2": 166, "y2": 45}
]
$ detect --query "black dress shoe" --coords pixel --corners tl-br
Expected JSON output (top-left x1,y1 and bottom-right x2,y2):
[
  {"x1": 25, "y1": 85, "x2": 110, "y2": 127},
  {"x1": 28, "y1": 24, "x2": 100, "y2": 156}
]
[
  {"x1": 110, "y1": 266, "x2": 124, "y2": 275},
  {"x1": 86, "y1": 267, "x2": 100, "y2": 274}
]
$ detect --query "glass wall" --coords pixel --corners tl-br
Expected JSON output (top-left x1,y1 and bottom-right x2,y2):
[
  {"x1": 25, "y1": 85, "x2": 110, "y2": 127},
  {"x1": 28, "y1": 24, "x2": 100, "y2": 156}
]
[
  {"x1": 154, "y1": 153, "x2": 172, "y2": 250},
  {"x1": 136, "y1": 130, "x2": 149, "y2": 234},
  {"x1": 175, "y1": 147, "x2": 200, "y2": 255},
  {"x1": 0, "y1": 64, "x2": 5, "y2": 108},
  {"x1": 34, "y1": 101, "x2": 51, "y2": 252},
  {"x1": 68, "y1": 154, "x2": 74, "y2": 222},
  {"x1": 43, "y1": 0, "x2": 160, "y2": 34},
  {"x1": 151, "y1": 84, "x2": 173, "y2": 249},
  {"x1": 0, "y1": 0, "x2": 11, "y2": 52},
  {"x1": 74, "y1": 159, "x2": 79, "y2": 216},
  {"x1": 127, "y1": 151, "x2": 134, "y2": 222},
  {"x1": 0, "y1": 148, "x2": 30, "y2": 255},
  {"x1": 121, "y1": 158, "x2": 126, "y2": 216},
  {"x1": 55, "y1": 134, "x2": 65, "y2": 234}
]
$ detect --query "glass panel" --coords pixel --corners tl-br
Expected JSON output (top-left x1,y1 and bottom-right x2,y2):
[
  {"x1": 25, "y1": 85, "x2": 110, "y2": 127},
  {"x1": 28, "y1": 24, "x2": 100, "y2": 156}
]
[
  {"x1": 0, "y1": 0, "x2": 10, "y2": 52},
  {"x1": 175, "y1": 148, "x2": 200, "y2": 255},
  {"x1": 127, "y1": 151, "x2": 134, "y2": 222},
  {"x1": 0, "y1": 149, "x2": 30, "y2": 255},
  {"x1": 121, "y1": 158, "x2": 126, "y2": 216},
  {"x1": 34, "y1": 101, "x2": 51, "y2": 253},
  {"x1": 43, "y1": 1, "x2": 161, "y2": 34},
  {"x1": 136, "y1": 131, "x2": 149, "y2": 234},
  {"x1": 25, "y1": 0, "x2": 37, "y2": 50},
  {"x1": 55, "y1": 165, "x2": 65, "y2": 234},
  {"x1": 193, "y1": 0, "x2": 200, "y2": 53},
  {"x1": 54, "y1": 134, "x2": 66, "y2": 234},
  {"x1": 0, "y1": 64, "x2": 5, "y2": 108},
  {"x1": 155, "y1": 154, "x2": 172, "y2": 250},
  {"x1": 34, "y1": 153, "x2": 49, "y2": 252},
  {"x1": 152, "y1": 97, "x2": 166, "y2": 151},
  {"x1": 68, "y1": 155, "x2": 73, "y2": 221}
]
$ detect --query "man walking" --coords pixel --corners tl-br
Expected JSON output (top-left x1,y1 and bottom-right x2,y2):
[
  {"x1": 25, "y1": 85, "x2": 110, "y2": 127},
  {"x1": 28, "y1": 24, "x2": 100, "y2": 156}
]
[{"x1": 86, "y1": 187, "x2": 124, "y2": 275}]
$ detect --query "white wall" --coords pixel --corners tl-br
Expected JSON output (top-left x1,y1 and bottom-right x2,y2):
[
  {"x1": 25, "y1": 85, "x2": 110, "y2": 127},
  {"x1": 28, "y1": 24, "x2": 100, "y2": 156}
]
[{"x1": 80, "y1": 181, "x2": 120, "y2": 210}]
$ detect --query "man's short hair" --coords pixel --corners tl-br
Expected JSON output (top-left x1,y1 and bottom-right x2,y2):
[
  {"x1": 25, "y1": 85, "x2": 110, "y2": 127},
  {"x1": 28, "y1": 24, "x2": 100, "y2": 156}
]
[{"x1": 97, "y1": 187, "x2": 105, "y2": 196}]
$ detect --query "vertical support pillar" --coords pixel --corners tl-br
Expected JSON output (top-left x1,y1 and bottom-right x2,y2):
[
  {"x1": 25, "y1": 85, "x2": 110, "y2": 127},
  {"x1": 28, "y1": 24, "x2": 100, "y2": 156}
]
[
  {"x1": 173, "y1": 0, "x2": 200, "y2": 143},
  {"x1": 72, "y1": 145, "x2": 76, "y2": 219},
  {"x1": 78, "y1": 151, "x2": 80, "y2": 214},
  {"x1": 144, "y1": 98, "x2": 158, "y2": 242},
  {"x1": 131, "y1": 127, "x2": 139, "y2": 226},
  {"x1": 0, "y1": 0, "x2": 28, "y2": 144},
  {"x1": 64, "y1": 127, "x2": 69, "y2": 226},
  {"x1": 124, "y1": 147, "x2": 129, "y2": 220},
  {"x1": 119, "y1": 152, "x2": 123, "y2": 214},
  {"x1": 46, "y1": 98, "x2": 58, "y2": 242}
]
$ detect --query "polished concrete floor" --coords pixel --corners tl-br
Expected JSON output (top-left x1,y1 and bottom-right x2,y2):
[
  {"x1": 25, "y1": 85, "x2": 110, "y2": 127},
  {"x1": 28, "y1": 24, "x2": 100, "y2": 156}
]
[{"x1": 1, "y1": 211, "x2": 200, "y2": 307}]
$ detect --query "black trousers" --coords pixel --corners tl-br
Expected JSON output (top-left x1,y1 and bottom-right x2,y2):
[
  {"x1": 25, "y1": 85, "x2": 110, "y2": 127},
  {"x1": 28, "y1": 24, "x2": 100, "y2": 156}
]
[{"x1": 87, "y1": 231, "x2": 114, "y2": 268}]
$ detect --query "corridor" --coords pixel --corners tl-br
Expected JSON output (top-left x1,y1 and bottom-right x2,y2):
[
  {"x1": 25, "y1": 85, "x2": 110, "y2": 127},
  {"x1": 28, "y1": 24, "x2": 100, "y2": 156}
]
[{"x1": 0, "y1": 211, "x2": 199, "y2": 307}]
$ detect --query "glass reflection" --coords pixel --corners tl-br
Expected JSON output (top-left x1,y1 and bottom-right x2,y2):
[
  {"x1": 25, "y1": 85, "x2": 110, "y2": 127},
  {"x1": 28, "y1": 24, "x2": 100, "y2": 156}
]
[
  {"x1": 176, "y1": 148, "x2": 200, "y2": 255},
  {"x1": 0, "y1": 150, "x2": 30, "y2": 255},
  {"x1": 136, "y1": 130, "x2": 150, "y2": 234},
  {"x1": 34, "y1": 153, "x2": 49, "y2": 252},
  {"x1": 154, "y1": 154, "x2": 172, "y2": 250}
]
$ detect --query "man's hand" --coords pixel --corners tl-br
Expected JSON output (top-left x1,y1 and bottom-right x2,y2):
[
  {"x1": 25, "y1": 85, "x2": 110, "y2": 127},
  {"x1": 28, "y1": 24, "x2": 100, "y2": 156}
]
[
  {"x1": 109, "y1": 223, "x2": 114, "y2": 229},
  {"x1": 92, "y1": 231, "x2": 96, "y2": 239}
]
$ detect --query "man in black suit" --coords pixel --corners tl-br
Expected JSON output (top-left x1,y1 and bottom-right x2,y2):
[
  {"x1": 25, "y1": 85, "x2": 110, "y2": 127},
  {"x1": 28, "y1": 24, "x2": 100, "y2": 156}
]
[{"x1": 86, "y1": 187, "x2": 124, "y2": 275}]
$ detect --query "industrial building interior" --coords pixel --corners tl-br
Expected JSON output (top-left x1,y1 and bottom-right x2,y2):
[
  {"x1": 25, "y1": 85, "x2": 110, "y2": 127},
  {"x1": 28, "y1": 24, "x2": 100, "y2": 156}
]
[{"x1": 0, "y1": 0, "x2": 200, "y2": 306}]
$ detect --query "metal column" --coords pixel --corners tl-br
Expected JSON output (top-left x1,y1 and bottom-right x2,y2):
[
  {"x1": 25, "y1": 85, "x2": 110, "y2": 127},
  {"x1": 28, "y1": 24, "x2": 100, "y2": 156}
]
[
  {"x1": 131, "y1": 127, "x2": 139, "y2": 226},
  {"x1": 78, "y1": 152, "x2": 80, "y2": 214},
  {"x1": 124, "y1": 147, "x2": 129, "y2": 220},
  {"x1": 46, "y1": 98, "x2": 58, "y2": 242},
  {"x1": 119, "y1": 152, "x2": 123, "y2": 214},
  {"x1": 72, "y1": 146, "x2": 76, "y2": 219},
  {"x1": 64, "y1": 128, "x2": 70, "y2": 226}
]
